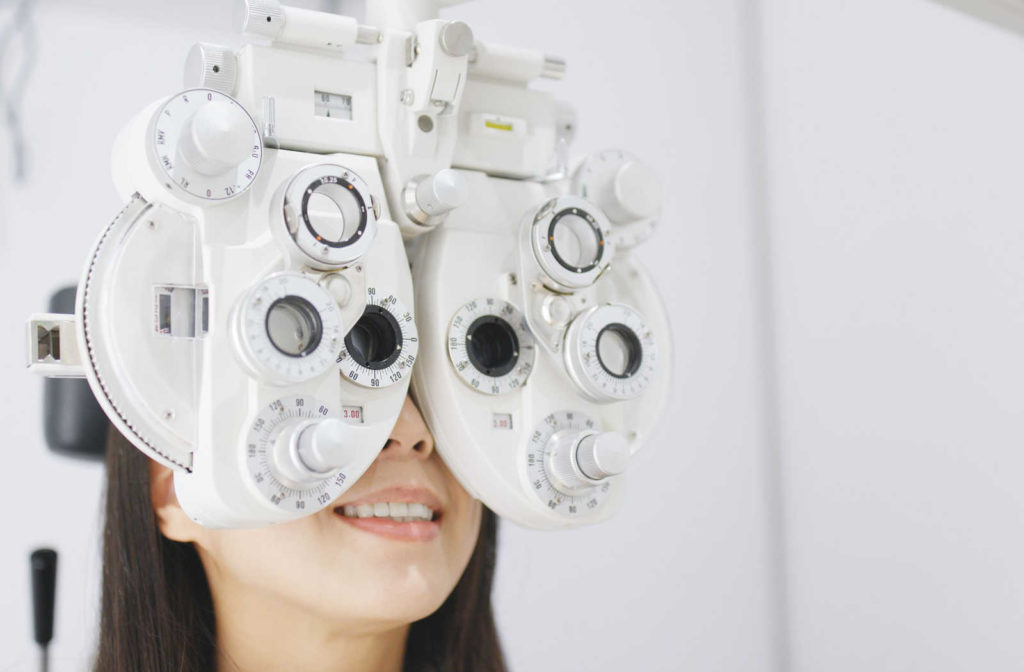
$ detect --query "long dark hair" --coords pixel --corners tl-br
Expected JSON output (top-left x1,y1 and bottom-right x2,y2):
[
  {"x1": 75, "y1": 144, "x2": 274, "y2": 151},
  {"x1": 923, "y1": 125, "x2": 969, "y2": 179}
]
[{"x1": 94, "y1": 423, "x2": 507, "y2": 672}]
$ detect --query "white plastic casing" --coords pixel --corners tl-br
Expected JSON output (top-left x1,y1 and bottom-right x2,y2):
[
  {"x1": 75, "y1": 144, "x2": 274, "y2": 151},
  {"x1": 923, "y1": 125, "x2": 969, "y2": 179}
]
[
  {"x1": 87, "y1": 92, "x2": 415, "y2": 527},
  {"x1": 409, "y1": 170, "x2": 672, "y2": 529}
]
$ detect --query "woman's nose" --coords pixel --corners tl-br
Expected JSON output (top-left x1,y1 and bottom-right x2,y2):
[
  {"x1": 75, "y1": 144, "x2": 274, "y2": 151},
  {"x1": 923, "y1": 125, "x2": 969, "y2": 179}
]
[{"x1": 379, "y1": 395, "x2": 435, "y2": 461}]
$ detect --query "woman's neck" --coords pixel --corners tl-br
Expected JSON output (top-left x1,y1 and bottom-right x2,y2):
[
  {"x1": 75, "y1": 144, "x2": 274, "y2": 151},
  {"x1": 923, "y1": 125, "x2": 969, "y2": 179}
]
[{"x1": 209, "y1": 575, "x2": 410, "y2": 672}]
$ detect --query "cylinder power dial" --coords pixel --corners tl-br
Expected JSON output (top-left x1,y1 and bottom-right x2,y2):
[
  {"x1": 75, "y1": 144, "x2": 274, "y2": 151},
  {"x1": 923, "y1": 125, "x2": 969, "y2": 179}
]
[
  {"x1": 234, "y1": 272, "x2": 345, "y2": 385},
  {"x1": 337, "y1": 287, "x2": 418, "y2": 388},
  {"x1": 246, "y1": 395, "x2": 353, "y2": 512},
  {"x1": 150, "y1": 88, "x2": 262, "y2": 201},
  {"x1": 564, "y1": 303, "x2": 658, "y2": 402},
  {"x1": 525, "y1": 411, "x2": 628, "y2": 517},
  {"x1": 447, "y1": 298, "x2": 535, "y2": 395}
]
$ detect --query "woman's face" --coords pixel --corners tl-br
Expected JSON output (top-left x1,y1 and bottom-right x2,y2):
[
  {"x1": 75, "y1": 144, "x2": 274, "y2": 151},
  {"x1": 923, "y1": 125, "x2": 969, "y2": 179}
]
[{"x1": 150, "y1": 395, "x2": 483, "y2": 632}]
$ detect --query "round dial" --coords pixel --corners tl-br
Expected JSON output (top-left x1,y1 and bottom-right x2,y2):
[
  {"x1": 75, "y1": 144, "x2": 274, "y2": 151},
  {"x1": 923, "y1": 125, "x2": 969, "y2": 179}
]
[
  {"x1": 574, "y1": 149, "x2": 661, "y2": 248},
  {"x1": 337, "y1": 288, "x2": 418, "y2": 388},
  {"x1": 151, "y1": 88, "x2": 262, "y2": 201},
  {"x1": 234, "y1": 272, "x2": 345, "y2": 385},
  {"x1": 529, "y1": 196, "x2": 613, "y2": 291},
  {"x1": 447, "y1": 298, "x2": 536, "y2": 395},
  {"x1": 245, "y1": 395, "x2": 351, "y2": 512},
  {"x1": 281, "y1": 164, "x2": 379, "y2": 269},
  {"x1": 525, "y1": 411, "x2": 615, "y2": 517},
  {"x1": 564, "y1": 303, "x2": 658, "y2": 402}
]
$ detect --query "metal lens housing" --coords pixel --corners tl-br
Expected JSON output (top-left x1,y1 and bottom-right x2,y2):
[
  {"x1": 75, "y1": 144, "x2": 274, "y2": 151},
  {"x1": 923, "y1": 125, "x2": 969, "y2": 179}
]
[
  {"x1": 234, "y1": 273, "x2": 344, "y2": 385},
  {"x1": 447, "y1": 298, "x2": 535, "y2": 395},
  {"x1": 281, "y1": 164, "x2": 378, "y2": 269},
  {"x1": 337, "y1": 289, "x2": 418, "y2": 388},
  {"x1": 529, "y1": 196, "x2": 613, "y2": 291},
  {"x1": 564, "y1": 303, "x2": 657, "y2": 402}
]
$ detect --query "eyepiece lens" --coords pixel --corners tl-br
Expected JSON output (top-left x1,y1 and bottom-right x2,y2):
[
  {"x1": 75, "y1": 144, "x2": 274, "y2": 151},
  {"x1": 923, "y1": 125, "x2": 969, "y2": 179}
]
[
  {"x1": 551, "y1": 212, "x2": 601, "y2": 269},
  {"x1": 466, "y1": 316, "x2": 519, "y2": 377},
  {"x1": 596, "y1": 323, "x2": 643, "y2": 379},
  {"x1": 305, "y1": 181, "x2": 363, "y2": 245},
  {"x1": 266, "y1": 296, "x2": 323, "y2": 358},
  {"x1": 345, "y1": 306, "x2": 402, "y2": 370}
]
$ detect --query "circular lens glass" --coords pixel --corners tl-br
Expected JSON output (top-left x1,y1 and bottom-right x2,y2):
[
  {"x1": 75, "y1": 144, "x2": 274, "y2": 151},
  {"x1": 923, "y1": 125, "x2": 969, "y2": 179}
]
[
  {"x1": 596, "y1": 323, "x2": 643, "y2": 379},
  {"x1": 546, "y1": 208, "x2": 605, "y2": 274},
  {"x1": 466, "y1": 316, "x2": 520, "y2": 377},
  {"x1": 344, "y1": 306, "x2": 403, "y2": 370},
  {"x1": 304, "y1": 181, "x2": 365, "y2": 246},
  {"x1": 265, "y1": 296, "x2": 323, "y2": 358},
  {"x1": 552, "y1": 214, "x2": 600, "y2": 268}
]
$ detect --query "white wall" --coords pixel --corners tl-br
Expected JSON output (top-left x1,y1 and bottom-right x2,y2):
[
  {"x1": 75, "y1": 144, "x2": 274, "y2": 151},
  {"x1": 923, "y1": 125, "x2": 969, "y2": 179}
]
[
  {"x1": 757, "y1": 0, "x2": 1024, "y2": 669},
  {"x1": 0, "y1": 2, "x2": 779, "y2": 671}
]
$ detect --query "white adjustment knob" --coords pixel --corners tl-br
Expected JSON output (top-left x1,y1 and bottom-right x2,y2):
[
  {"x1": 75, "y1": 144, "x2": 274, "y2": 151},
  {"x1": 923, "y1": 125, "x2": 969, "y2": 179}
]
[
  {"x1": 184, "y1": 43, "x2": 238, "y2": 93},
  {"x1": 404, "y1": 169, "x2": 469, "y2": 228},
  {"x1": 576, "y1": 432, "x2": 630, "y2": 480},
  {"x1": 238, "y1": 0, "x2": 284, "y2": 38},
  {"x1": 544, "y1": 430, "x2": 628, "y2": 496},
  {"x1": 269, "y1": 418, "x2": 376, "y2": 487},
  {"x1": 416, "y1": 169, "x2": 468, "y2": 217},
  {"x1": 575, "y1": 151, "x2": 663, "y2": 226},
  {"x1": 439, "y1": 21, "x2": 474, "y2": 57},
  {"x1": 610, "y1": 161, "x2": 662, "y2": 221},
  {"x1": 178, "y1": 101, "x2": 255, "y2": 176}
]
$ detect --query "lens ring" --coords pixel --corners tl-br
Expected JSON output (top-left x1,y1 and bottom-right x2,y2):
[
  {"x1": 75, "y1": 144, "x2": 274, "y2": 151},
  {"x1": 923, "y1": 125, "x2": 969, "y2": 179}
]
[
  {"x1": 344, "y1": 305, "x2": 403, "y2": 371},
  {"x1": 465, "y1": 315, "x2": 520, "y2": 377},
  {"x1": 595, "y1": 322, "x2": 643, "y2": 379},
  {"x1": 546, "y1": 207, "x2": 605, "y2": 274},
  {"x1": 265, "y1": 295, "x2": 323, "y2": 358},
  {"x1": 301, "y1": 176, "x2": 368, "y2": 249}
]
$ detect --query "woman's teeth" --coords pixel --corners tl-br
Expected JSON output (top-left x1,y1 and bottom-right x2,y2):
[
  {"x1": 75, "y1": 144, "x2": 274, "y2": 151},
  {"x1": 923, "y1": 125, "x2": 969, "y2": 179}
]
[{"x1": 339, "y1": 502, "x2": 436, "y2": 522}]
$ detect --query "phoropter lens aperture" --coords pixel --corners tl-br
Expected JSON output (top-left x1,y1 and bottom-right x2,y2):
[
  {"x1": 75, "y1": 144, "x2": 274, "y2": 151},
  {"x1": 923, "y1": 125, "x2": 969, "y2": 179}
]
[
  {"x1": 548, "y1": 208, "x2": 604, "y2": 274},
  {"x1": 595, "y1": 323, "x2": 643, "y2": 379},
  {"x1": 466, "y1": 316, "x2": 520, "y2": 378},
  {"x1": 265, "y1": 296, "x2": 323, "y2": 358},
  {"x1": 344, "y1": 306, "x2": 403, "y2": 371},
  {"x1": 303, "y1": 179, "x2": 366, "y2": 247}
]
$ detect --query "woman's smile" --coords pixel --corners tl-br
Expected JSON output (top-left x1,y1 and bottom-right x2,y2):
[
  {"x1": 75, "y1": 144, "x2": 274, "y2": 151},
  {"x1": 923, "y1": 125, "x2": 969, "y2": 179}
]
[{"x1": 332, "y1": 484, "x2": 444, "y2": 541}]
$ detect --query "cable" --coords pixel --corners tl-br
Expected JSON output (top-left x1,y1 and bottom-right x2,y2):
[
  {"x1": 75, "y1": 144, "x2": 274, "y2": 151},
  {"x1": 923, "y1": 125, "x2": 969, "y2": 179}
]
[{"x1": 0, "y1": 0, "x2": 38, "y2": 181}]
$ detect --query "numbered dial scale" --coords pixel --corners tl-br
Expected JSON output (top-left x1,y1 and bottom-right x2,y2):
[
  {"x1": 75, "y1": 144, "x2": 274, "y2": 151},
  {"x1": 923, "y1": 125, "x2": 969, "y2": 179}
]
[
  {"x1": 246, "y1": 396, "x2": 350, "y2": 511},
  {"x1": 234, "y1": 273, "x2": 344, "y2": 385},
  {"x1": 564, "y1": 303, "x2": 658, "y2": 402},
  {"x1": 150, "y1": 89, "x2": 262, "y2": 201},
  {"x1": 447, "y1": 298, "x2": 536, "y2": 395},
  {"x1": 337, "y1": 288, "x2": 418, "y2": 388},
  {"x1": 525, "y1": 411, "x2": 615, "y2": 517}
]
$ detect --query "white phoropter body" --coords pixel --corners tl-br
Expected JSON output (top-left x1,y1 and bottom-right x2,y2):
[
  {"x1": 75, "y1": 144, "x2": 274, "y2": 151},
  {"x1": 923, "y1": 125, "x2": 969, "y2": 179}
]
[
  {"x1": 26, "y1": 0, "x2": 672, "y2": 530},
  {"x1": 30, "y1": 86, "x2": 417, "y2": 528},
  {"x1": 409, "y1": 168, "x2": 670, "y2": 529}
]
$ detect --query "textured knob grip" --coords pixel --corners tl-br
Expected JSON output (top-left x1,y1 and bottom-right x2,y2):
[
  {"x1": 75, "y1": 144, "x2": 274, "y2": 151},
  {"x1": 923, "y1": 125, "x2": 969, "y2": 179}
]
[
  {"x1": 238, "y1": 0, "x2": 284, "y2": 38},
  {"x1": 576, "y1": 432, "x2": 630, "y2": 480},
  {"x1": 184, "y1": 43, "x2": 238, "y2": 94}
]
